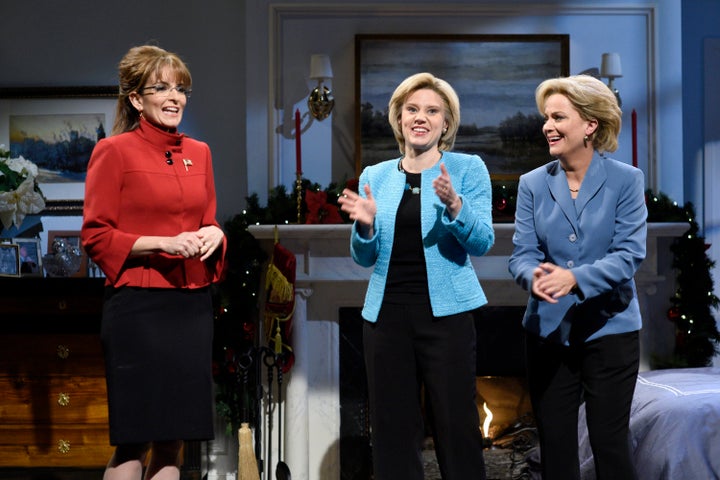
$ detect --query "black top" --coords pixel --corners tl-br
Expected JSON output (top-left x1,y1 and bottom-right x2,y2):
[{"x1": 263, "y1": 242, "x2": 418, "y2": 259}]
[{"x1": 384, "y1": 171, "x2": 430, "y2": 304}]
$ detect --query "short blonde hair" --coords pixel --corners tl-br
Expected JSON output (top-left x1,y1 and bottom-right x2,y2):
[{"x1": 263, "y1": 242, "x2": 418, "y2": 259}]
[
  {"x1": 535, "y1": 74, "x2": 622, "y2": 153},
  {"x1": 387, "y1": 72, "x2": 460, "y2": 154}
]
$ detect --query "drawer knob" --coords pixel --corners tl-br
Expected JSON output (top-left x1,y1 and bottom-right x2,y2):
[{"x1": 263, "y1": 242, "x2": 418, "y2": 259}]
[
  {"x1": 58, "y1": 299, "x2": 68, "y2": 310},
  {"x1": 58, "y1": 392, "x2": 70, "y2": 407},
  {"x1": 58, "y1": 439, "x2": 71, "y2": 454},
  {"x1": 57, "y1": 345, "x2": 70, "y2": 359}
]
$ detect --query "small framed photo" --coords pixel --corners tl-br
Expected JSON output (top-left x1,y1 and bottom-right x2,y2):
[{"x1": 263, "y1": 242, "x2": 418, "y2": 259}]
[
  {"x1": 12, "y1": 237, "x2": 43, "y2": 276},
  {"x1": 46, "y1": 230, "x2": 88, "y2": 277},
  {"x1": 0, "y1": 243, "x2": 21, "y2": 277}
]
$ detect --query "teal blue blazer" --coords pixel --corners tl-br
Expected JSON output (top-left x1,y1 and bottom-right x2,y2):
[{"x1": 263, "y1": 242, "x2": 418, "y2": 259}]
[
  {"x1": 350, "y1": 151, "x2": 495, "y2": 322},
  {"x1": 509, "y1": 153, "x2": 648, "y2": 345}
]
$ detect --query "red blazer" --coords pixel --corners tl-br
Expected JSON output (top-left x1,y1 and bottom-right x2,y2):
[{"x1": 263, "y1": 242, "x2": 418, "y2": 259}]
[{"x1": 81, "y1": 118, "x2": 226, "y2": 289}]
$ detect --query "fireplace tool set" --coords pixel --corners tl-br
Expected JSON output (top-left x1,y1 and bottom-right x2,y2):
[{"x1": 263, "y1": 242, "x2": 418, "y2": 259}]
[{"x1": 236, "y1": 226, "x2": 296, "y2": 480}]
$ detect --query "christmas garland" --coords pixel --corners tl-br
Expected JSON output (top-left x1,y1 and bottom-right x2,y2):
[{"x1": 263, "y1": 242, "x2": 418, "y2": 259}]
[
  {"x1": 211, "y1": 182, "x2": 720, "y2": 433},
  {"x1": 211, "y1": 179, "x2": 353, "y2": 434},
  {"x1": 646, "y1": 190, "x2": 720, "y2": 368}
]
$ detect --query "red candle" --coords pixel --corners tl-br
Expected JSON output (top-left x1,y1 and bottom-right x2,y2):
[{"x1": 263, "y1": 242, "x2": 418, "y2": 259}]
[
  {"x1": 295, "y1": 109, "x2": 302, "y2": 175},
  {"x1": 631, "y1": 109, "x2": 638, "y2": 168}
]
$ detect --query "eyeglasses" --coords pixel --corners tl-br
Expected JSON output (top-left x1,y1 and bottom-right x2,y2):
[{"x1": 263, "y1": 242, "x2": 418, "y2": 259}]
[{"x1": 140, "y1": 83, "x2": 192, "y2": 99}]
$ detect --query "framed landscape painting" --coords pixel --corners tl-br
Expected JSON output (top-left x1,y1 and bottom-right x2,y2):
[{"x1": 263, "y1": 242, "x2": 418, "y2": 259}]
[
  {"x1": 0, "y1": 86, "x2": 117, "y2": 212},
  {"x1": 355, "y1": 34, "x2": 569, "y2": 179}
]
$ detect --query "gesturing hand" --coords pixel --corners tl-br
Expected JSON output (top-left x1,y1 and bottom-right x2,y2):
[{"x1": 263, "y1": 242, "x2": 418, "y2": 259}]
[
  {"x1": 432, "y1": 163, "x2": 462, "y2": 219},
  {"x1": 338, "y1": 183, "x2": 377, "y2": 237}
]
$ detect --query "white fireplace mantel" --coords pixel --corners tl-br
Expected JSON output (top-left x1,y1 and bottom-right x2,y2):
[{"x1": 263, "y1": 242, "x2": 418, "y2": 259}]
[{"x1": 248, "y1": 222, "x2": 687, "y2": 480}]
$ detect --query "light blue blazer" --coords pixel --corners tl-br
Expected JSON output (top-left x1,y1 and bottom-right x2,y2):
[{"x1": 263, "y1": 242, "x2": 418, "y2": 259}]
[
  {"x1": 350, "y1": 151, "x2": 495, "y2": 322},
  {"x1": 508, "y1": 153, "x2": 647, "y2": 345}
]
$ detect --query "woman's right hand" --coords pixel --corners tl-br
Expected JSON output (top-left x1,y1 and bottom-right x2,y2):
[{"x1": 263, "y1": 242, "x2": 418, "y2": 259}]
[{"x1": 338, "y1": 184, "x2": 377, "y2": 236}]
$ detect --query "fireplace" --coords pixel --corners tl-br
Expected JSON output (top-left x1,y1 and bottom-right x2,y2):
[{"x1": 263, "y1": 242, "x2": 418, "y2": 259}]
[
  {"x1": 247, "y1": 222, "x2": 686, "y2": 480},
  {"x1": 338, "y1": 305, "x2": 534, "y2": 478}
]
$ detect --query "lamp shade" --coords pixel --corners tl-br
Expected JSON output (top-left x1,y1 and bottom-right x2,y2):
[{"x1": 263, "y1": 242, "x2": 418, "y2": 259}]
[
  {"x1": 309, "y1": 54, "x2": 333, "y2": 80},
  {"x1": 600, "y1": 53, "x2": 622, "y2": 78}
]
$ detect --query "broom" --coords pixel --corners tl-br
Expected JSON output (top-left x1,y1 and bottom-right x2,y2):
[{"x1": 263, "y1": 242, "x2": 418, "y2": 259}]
[
  {"x1": 238, "y1": 422, "x2": 260, "y2": 480},
  {"x1": 237, "y1": 351, "x2": 260, "y2": 480}
]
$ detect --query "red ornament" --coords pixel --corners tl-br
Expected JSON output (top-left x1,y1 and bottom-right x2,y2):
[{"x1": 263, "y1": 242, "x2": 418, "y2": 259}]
[
  {"x1": 494, "y1": 197, "x2": 507, "y2": 211},
  {"x1": 667, "y1": 306, "x2": 681, "y2": 321}
]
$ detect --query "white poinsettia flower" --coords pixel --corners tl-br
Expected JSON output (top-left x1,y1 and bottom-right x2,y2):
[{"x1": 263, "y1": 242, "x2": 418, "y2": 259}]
[
  {"x1": 5, "y1": 156, "x2": 38, "y2": 178},
  {"x1": 0, "y1": 153, "x2": 46, "y2": 230}
]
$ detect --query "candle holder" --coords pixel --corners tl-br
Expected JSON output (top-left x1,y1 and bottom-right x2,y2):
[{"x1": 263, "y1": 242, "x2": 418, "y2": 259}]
[{"x1": 296, "y1": 173, "x2": 303, "y2": 224}]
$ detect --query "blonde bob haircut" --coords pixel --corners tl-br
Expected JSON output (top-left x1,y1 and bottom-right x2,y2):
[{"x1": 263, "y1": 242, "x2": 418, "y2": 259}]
[
  {"x1": 535, "y1": 74, "x2": 622, "y2": 153},
  {"x1": 388, "y1": 72, "x2": 460, "y2": 154},
  {"x1": 113, "y1": 45, "x2": 192, "y2": 136}
]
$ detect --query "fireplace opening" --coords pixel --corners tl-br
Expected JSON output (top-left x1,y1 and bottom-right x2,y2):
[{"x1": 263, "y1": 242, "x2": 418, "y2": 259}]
[{"x1": 339, "y1": 305, "x2": 537, "y2": 479}]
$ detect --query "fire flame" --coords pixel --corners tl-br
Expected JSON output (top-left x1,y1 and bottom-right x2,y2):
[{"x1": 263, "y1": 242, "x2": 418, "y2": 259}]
[{"x1": 482, "y1": 402, "x2": 493, "y2": 438}]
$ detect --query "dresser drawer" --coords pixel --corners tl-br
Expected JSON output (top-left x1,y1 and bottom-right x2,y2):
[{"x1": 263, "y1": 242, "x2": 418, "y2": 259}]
[
  {"x1": 0, "y1": 292, "x2": 103, "y2": 317},
  {"x1": 0, "y1": 278, "x2": 104, "y2": 319},
  {"x1": 0, "y1": 424, "x2": 113, "y2": 467},
  {"x1": 0, "y1": 334, "x2": 105, "y2": 375},
  {"x1": 0, "y1": 375, "x2": 108, "y2": 424}
]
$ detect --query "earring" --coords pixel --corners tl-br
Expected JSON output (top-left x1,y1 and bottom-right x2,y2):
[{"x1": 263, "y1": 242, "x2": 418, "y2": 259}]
[{"x1": 583, "y1": 134, "x2": 589, "y2": 148}]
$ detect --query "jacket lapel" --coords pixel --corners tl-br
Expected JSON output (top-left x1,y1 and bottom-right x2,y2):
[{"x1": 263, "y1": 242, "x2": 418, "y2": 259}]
[
  {"x1": 573, "y1": 153, "x2": 607, "y2": 217},
  {"x1": 545, "y1": 161, "x2": 578, "y2": 232},
  {"x1": 545, "y1": 155, "x2": 608, "y2": 230}
]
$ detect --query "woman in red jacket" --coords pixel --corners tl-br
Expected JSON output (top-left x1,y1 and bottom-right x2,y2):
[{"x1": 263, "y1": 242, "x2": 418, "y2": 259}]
[{"x1": 81, "y1": 45, "x2": 225, "y2": 480}]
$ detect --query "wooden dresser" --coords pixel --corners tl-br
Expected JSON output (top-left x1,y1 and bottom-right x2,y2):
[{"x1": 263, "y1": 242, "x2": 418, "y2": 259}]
[{"x1": 0, "y1": 278, "x2": 113, "y2": 468}]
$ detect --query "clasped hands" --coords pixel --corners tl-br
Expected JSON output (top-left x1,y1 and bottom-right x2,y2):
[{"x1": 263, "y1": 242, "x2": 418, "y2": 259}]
[
  {"x1": 532, "y1": 262, "x2": 577, "y2": 303},
  {"x1": 168, "y1": 225, "x2": 224, "y2": 261}
]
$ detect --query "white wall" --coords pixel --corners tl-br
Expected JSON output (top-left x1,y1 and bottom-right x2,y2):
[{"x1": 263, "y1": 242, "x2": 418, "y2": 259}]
[
  {"x1": 251, "y1": 0, "x2": 683, "y2": 206},
  {"x1": 1, "y1": 0, "x2": 247, "y2": 224},
  {"x1": 1, "y1": 0, "x2": 684, "y2": 219}
]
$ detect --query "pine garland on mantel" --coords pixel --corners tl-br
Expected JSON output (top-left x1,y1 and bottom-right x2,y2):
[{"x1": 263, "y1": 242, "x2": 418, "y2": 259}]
[{"x1": 211, "y1": 182, "x2": 720, "y2": 433}]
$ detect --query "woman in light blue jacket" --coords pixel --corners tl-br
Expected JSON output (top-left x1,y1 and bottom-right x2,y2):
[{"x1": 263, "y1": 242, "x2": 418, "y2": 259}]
[
  {"x1": 509, "y1": 75, "x2": 647, "y2": 480},
  {"x1": 339, "y1": 72, "x2": 494, "y2": 480}
]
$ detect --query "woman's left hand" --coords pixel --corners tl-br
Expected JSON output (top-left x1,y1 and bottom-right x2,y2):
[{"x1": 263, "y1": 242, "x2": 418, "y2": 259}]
[
  {"x1": 532, "y1": 262, "x2": 577, "y2": 303},
  {"x1": 196, "y1": 225, "x2": 225, "y2": 261},
  {"x1": 433, "y1": 163, "x2": 462, "y2": 218}
]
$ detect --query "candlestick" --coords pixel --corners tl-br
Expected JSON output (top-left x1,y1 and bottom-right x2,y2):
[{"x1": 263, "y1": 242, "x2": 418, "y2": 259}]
[
  {"x1": 295, "y1": 109, "x2": 302, "y2": 175},
  {"x1": 296, "y1": 173, "x2": 303, "y2": 224},
  {"x1": 632, "y1": 109, "x2": 638, "y2": 168}
]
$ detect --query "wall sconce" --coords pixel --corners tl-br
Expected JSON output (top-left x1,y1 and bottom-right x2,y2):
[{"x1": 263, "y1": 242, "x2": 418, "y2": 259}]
[
  {"x1": 307, "y1": 54, "x2": 334, "y2": 121},
  {"x1": 600, "y1": 52, "x2": 622, "y2": 107}
]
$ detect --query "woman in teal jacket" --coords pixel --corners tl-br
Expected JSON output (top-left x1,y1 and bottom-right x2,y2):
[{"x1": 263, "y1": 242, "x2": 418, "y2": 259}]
[
  {"x1": 339, "y1": 72, "x2": 494, "y2": 480},
  {"x1": 509, "y1": 75, "x2": 647, "y2": 480}
]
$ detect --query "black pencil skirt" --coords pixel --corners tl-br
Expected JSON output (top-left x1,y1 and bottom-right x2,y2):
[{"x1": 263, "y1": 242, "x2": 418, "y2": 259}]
[{"x1": 101, "y1": 286, "x2": 215, "y2": 445}]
